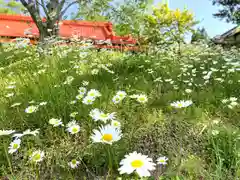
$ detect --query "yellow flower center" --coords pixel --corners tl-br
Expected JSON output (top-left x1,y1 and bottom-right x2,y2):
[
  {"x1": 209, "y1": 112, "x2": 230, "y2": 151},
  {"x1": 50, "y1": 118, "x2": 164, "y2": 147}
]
[
  {"x1": 89, "y1": 93, "x2": 95, "y2": 96},
  {"x1": 72, "y1": 127, "x2": 78, "y2": 133},
  {"x1": 102, "y1": 134, "x2": 113, "y2": 142},
  {"x1": 33, "y1": 154, "x2": 41, "y2": 161},
  {"x1": 87, "y1": 99, "x2": 92, "y2": 103},
  {"x1": 71, "y1": 159, "x2": 77, "y2": 165},
  {"x1": 113, "y1": 122, "x2": 119, "y2": 126},
  {"x1": 13, "y1": 144, "x2": 19, "y2": 149},
  {"x1": 131, "y1": 160, "x2": 144, "y2": 168},
  {"x1": 159, "y1": 159, "x2": 165, "y2": 163},
  {"x1": 139, "y1": 97, "x2": 145, "y2": 101},
  {"x1": 100, "y1": 114, "x2": 108, "y2": 118},
  {"x1": 177, "y1": 103, "x2": 183, "y2": 107}
]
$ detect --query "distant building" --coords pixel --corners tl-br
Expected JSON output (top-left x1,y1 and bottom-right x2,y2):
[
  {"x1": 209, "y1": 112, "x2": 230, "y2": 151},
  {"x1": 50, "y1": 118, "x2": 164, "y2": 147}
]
[{"x1": 212, "y1": 26, "x2": 240, "y2": 46}]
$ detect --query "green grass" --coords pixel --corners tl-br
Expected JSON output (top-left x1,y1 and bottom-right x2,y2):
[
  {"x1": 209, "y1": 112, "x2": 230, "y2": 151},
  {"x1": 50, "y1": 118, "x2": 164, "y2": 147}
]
[{"x1": 0, "y1": 44, "x2": 239, "y2": 179}]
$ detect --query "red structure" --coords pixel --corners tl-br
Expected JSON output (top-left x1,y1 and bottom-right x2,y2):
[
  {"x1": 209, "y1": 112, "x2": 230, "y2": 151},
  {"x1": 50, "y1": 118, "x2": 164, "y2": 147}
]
[{"x1": 0, "y1": 14, "x2": 138, "y2": 50}]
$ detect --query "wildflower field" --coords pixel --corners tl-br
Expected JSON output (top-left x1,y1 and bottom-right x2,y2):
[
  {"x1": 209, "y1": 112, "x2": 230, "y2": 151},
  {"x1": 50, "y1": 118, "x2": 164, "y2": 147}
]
[{"x1": 0, "y1": 44, "x2": 239, "y2": 179}]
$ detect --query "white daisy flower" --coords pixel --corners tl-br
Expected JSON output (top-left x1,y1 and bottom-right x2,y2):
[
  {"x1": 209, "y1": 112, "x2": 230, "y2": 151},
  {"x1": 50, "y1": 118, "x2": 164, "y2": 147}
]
[
  {"x1": 82, "y1": 96, "x2": 95, "y2": 105},
  {"x1": 229, "y1": 97, "x2": 237, "y2": 102},
  {"x1": 89, "y1": 108, "x2": 101, "y2": 121},
  {"x1": 76, "y1": 94, "x2": 84, "y2": 100},
  {"x1": 70, "y1": 100, "x2": 77, "y2": 104},
  {"x1": 170, "y1": 100, "x2": 193, "y2": 108},
  {"x1": 82, "y1": 81, "x2": 89, "y2": 86},
  {"x1": 68, "y1": 159, "x2": 80, "y2": 169},
  {"x1": 66, "y1": 121, "x2": 80, "y2": 134},
  {"x1": 39, "y1": 102, "x2": 47, "y2": 106},
  {"x1": 6, "y1": 85, "x2": 16, "y2": 89},
  {"x1": 118, "y1": 151, "x2": 156, "y2": 177},
  {"x1": 0, "y1": 130, "x2": 16, "y2": 136},
  {"x1": 185, "y1": 89, "x2": 192, "y2": 94},
  {"x1": 8, "y1": 139, "x2": 21, "y2": 154},
  {"x1": 91, "y1": 69, "x2": 99, "y2": 75},
  {"x1": 78, "y1": 87, "x2": 87, "y2": 95},
  {"x1": 112, "y1": 95, "x2": 122, "y2": 104},
  {"x1": 136, "y1": 94, "x2": 148, "y2": 104},
  {"x1": 5, "y1": 93, "x2": 14, "y2": 98},
  {"x1": 63, "y1": 76, "x2": 74, "y2": 85},
  {"x1": 116, "y1": 91, "x2": 127, "y2": 99},
  {"x1": 221, "y1": 99, "x2": 229, "y2": 104},
  {"x1": 25, "y1": 105, "x2": 38, "y2": 113},
  {"x1": 111, "y1": 120, "x2": 121, "y2": 128},
  {"x1": 11, "y1": 102, "x2": 21, "y2": 108},
  {"x1": 211, "y1": 130, "x2": 220, "y2": 136},
  {"x1": 49, "y1": 118, "x2": 63, "y2": 127},
  {"x1": 89, "y1": 109, "x2": 116, "y2": 122},
  {"x1": 70, "y1": 112, "x2": 78, "y2": 118},
  {"x1": 91, "y1": 124, "x2": 122, "y2": 144},
  {"x1": 29, "y1": 150, "x2": 45, "y2": 163},
  {"x1": 13, "y1": 128, "x2": 40, "y2": 138},
  {"x1": 157, "y1": 156, "x2": 168, "y2": 165},
  {"x1": 87, "y1": 89, "x2": 101, "y2": 98}
]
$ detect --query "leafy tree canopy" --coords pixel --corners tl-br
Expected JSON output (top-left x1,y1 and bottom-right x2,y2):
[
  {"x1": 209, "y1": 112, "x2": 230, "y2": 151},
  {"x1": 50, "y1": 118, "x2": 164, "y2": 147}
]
[{"x1": 212, "y1": 0, "x2": 240, "y2": 24}]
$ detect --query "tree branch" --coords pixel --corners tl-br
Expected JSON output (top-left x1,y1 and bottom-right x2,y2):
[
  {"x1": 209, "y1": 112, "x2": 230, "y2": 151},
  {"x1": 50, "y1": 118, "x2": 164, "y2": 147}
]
[
  {"x1": 60, "y1": 1, "x2": 78, "y2": 19},
  {"x1": 39, "y1": 0, "x2": 49, "y2": 18}
]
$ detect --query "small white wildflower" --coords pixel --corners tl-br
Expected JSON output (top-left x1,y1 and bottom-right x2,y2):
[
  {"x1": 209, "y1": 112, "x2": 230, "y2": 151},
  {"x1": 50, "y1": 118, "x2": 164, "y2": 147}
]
[
  {"x1": 70, "y1": 112, "x2": 78, "y2": 118},
  {"x1": 64, "y1": 76, "x2": 74, "y2": 85},
  {"x1": 0, "y1": 130, "x2": 15, "y2": 136},
  {"x1": 25, "y1": 105, "x2": 38, "y2": 113},
  {"x1": 118, "y1": 151, "x2": 156, "y2": 177},
  {"x1": 6, "y1": 85, "x2": 16, "y2": 89},
  {"x1": 5, "y1": 93, "x2": 14, "y2": 98},
  {"x1": 112, "y1": 95, "x2": 122, "y2": 104},
  {"x1": 30, "y1": 150, "x2": 45, "y2": 163},
  {"x1": 66, "y1": 121, "x2": 80, "y2": 134},
  {"x1": 76, "y1": 94, "x2": 84, "y2": 100},
  {"x1": 91, "y1": 124, "x2": 122, "y2": 145},
  {"x1": 87, "y1": 89, "x2": 101, "y2": 98},
  {"x1": 111, "y1": 120, "x2": 121, "y2": 128},
  {"x1": 39, "y1": 102, "x2": 47, "y2": 106},
  {"x1": 157, "y1": 156, "x2": 168, "y2": 165},
  {"x1": 91, "y1": 69, "x2": 99, "y2": 75},
  {"x1": 136, "y1": 94, "x2": 148, "y2": 104},
  {"x1": 11, "y1": 102, "x2": 21, "y2": 107},
  {"x1": 185, "y1": 89, "x2": 192, "y2": 94},
  {"x1": 78, "y1": 87, "x2": 87, "y2": 95},
  {"x1": 70, "y1": 100, "x2": 77, "y2": 104},
  {"x1": 212, "y1": 130, "x2": 219, "y2": 136},
  {"x1": 221, "y1": 99, "x2": 229, "y2": 104},
  {"x1": 229, "y1": 97, "x2": 237, "y2": 102},
  {"x1": 116, "y1": 91, "x2": 127, "y2": 99},
  {"x1": 8, "y1": 139, "x2": 21, "y2": 154},
  {"x1": 82, "y1": 81, "x2": 89, "y2": 86},
  {"x1": 49, "y1": 118, "x2": 63, "y2": 127},
  {"x1": 170, "y1": 100, "x2": 193, "y2": 108},
  {"x1": 82, "y1": 96, "x2": 95, "y2": 105},
  {"x1": 69, "y1": 159, "x2": 80, "y2": 169}
]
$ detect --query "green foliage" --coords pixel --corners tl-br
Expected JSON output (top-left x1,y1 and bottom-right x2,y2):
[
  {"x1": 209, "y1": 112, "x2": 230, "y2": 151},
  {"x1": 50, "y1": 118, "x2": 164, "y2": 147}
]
[
  {"x1": 212, "y1": 0, "x2": 240, "y2": 24},
  {"x1": 73, "y1": 0, "x2": 112, "y2": 21},
  {"x1": 191, "y1": 27, "x2": 209, "y2": 43},
  {"x1": 0, "y1": 43, "x2": 239, "y2": 179},
  {"x1": 109, "y1": 0, "x2": 153, "y2": 36},
  {"x1": 143, "y1": 3, "x2": 197, "y2": 48},
  {"x1": 0, "y1": 0, "x2": 25, "y2": 14}
]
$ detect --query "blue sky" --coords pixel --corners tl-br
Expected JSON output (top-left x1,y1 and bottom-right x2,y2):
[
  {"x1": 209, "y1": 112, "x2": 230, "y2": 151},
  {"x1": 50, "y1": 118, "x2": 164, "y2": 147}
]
[{"x1": 156, "y1": 0, "x2": 236, "y2": 37}]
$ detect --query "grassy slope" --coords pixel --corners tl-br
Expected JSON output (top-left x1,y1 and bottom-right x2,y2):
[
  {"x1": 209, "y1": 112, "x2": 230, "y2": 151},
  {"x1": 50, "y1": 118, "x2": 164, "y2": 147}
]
[{"x1": 0, "y1": 44, "x2": 239, "y2": 179}]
